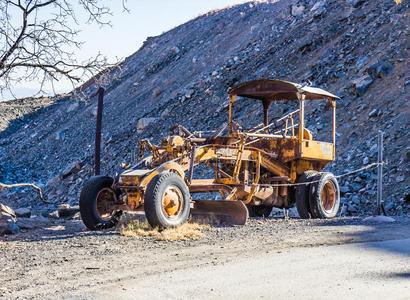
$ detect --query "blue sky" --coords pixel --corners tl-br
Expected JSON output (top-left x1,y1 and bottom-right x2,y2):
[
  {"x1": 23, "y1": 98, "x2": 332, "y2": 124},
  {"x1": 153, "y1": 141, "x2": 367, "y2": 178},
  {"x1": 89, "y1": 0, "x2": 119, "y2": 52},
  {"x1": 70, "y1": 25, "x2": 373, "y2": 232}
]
[
  {"x1": 7, "y1": 0, "x2": 249, "y2": 99},
  {"x1": 80, "y1": 1, "x2": 249, "y2": 62}
]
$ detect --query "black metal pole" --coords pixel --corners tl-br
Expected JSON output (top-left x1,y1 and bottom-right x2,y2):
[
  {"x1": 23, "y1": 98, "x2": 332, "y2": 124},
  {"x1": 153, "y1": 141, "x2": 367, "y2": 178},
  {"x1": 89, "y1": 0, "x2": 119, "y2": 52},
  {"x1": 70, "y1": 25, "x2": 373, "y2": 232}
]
[
  {"x1": 373, "y1": 130, "x2": 386, "y2": 216},
  {"x1": 95, "y1": 87, "x2": 105, "y2": 176}
]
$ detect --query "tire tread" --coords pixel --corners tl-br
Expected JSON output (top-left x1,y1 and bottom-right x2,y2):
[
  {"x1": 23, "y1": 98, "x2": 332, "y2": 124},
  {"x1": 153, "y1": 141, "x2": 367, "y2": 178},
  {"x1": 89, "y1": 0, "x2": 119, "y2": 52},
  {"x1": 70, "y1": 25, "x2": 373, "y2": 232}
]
[
  {"x1": 309, "y1": 172, "x2": 340, "y2": 219},
  {"x1": 144, "y1": 172, "x2": 190, "y2": 228},
  {"x1": 295, "y1": 171, "x2": 318, "y2": 219},
  {"x1": 80, "y1": 176, "x2": 118, "y2": 230}
]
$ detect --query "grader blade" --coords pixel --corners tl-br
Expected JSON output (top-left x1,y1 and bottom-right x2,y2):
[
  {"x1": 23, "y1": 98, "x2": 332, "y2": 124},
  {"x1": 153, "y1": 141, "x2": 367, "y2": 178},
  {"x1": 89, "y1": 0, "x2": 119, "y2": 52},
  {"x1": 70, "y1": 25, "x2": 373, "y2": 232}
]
[{"x1": 191, "y1": 200, "x2": 249, "y2": 225}]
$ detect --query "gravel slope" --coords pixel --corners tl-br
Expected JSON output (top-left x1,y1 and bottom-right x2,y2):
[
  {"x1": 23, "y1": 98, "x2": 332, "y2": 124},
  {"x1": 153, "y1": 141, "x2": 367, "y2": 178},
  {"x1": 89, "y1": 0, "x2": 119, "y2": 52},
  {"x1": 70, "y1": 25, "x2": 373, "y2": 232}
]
[{"x1": 0, "y1": 0, "x2": 409, "y2": 215}]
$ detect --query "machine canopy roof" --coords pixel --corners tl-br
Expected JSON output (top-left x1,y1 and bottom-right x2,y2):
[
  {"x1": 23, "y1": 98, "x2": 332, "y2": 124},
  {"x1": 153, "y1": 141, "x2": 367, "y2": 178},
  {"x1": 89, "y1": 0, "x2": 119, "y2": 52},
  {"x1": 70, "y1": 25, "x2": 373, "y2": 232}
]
[{"x1": 229, "y1": 79, "x2": 340, "y2": 102}]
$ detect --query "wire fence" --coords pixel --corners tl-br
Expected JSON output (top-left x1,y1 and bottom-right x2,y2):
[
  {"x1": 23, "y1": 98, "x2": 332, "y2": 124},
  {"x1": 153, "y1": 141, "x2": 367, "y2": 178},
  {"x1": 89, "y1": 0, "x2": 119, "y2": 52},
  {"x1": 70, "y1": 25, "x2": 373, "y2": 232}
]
[
  {"x1": 1, "y1": 132, "x2": 387, "y2": 209},
  {"x1": 0, "y1": 162, "x2": 383, "y2": 204}
]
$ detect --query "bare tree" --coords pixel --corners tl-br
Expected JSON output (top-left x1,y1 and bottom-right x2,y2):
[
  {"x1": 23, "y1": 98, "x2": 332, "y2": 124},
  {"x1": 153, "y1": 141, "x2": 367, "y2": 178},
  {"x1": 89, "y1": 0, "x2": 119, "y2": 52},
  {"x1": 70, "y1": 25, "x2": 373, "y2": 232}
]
[
  {"x1": 0, "y1": 0, "x2": 124, "y2": 98},
  {"x1": 0, "y1": 1, "x2": 129, "y2": 203}
]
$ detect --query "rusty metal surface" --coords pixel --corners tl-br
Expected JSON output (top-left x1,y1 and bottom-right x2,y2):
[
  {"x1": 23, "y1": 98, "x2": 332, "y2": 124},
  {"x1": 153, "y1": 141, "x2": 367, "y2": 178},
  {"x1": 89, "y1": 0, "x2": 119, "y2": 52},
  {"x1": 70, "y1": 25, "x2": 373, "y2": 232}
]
[
  {"x1": 189, "y1": 179, "x2": 233, "y2": 194},
  {"x1": 229, "y1": 79, "x2": 339, "y2": 101},
  {"x1": 114, "y1": 78, "x2": 339, "y2": 221},
  {"x1": 191, "y1": 200, "x2": 248, "y2": 225}
]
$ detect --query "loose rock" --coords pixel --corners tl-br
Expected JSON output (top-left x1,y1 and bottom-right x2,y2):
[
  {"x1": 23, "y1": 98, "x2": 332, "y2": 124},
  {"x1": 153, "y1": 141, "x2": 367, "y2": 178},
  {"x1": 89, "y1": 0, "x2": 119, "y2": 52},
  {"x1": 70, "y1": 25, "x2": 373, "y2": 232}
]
[
  {"x1": 136, "y1": 117, "x2": 159, "y2": 133},
  {"x1": 346, "y1": 0, "x2": 366, "y2": 8},
  {"x1": 368, "y1": 109, "x2": 378, "y2": 118},
  {"x1": 353, "y1": 76, "x2": 374, "y2": 96},
  {"x1": 291, "y1": 5, "x2": 305, "y2": 17},
  {"x1": 0, "y1": 203, "x2": 18, "y2": 235},
  {"x1": 14, "y1": 207, "x2": 31, "y2": 218}
]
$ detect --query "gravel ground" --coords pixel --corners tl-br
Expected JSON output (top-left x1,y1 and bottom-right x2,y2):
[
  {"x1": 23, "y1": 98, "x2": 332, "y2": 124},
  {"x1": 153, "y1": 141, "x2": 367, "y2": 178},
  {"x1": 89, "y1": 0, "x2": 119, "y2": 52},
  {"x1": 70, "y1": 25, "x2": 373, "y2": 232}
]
[{"x1": 1, "y1": 216, "x2": 410, "y2": 299}]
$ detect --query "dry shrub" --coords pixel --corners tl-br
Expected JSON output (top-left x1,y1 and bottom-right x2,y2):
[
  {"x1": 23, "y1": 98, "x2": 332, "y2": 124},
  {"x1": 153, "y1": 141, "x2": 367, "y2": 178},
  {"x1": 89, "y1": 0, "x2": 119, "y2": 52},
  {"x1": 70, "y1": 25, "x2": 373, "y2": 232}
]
[{"x1": 120, "y1": 221, "x2": 209, "y2": 241}]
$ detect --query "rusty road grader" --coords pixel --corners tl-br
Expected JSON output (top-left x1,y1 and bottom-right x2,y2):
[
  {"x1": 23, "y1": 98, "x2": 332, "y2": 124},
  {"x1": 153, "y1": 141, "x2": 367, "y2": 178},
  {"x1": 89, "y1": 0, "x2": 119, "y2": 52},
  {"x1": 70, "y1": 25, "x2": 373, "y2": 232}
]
[{"x1": 80, "y1": 79, "x2": 341, "y2": 230}]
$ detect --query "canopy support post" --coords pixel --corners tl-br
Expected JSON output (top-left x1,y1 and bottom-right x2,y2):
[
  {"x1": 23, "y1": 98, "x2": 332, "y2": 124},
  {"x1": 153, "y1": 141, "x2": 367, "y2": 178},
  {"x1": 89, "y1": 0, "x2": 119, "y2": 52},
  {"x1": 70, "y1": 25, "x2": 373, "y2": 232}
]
[
  {"x1": 297, "y1": 93, "x2": 305, "y2": 144},
  {"x1": 262, "y1": 100, "x2": 270, "y2": 129},
  {"x1": 228, "y1": 95, "x2": 236, "y2": 134},
  {"x1": 332, "y1": 99, "x2": 336, "y2": 159}
]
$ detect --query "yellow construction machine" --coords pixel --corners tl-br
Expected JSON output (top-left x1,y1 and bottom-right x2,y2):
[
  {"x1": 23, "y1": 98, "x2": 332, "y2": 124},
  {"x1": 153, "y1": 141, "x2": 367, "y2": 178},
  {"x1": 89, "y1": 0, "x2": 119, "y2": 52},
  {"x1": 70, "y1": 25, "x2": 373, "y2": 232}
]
[{"x1": 80, "y1": 79, "x2": 341, "y2": 229}]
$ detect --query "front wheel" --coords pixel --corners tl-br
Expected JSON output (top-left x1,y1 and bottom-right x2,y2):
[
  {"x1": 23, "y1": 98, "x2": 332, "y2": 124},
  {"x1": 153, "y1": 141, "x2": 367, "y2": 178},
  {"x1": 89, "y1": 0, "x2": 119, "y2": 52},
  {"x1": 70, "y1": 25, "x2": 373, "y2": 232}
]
[
  {"x1": 144, "y1": 172, "x2": 191, "y2": 229},
  {"x1": 80, "y1": 176, "x2": 122, "y2": 230},
  {"x1": 309, "y1": 172, "x2": 340, "y2": 219}
]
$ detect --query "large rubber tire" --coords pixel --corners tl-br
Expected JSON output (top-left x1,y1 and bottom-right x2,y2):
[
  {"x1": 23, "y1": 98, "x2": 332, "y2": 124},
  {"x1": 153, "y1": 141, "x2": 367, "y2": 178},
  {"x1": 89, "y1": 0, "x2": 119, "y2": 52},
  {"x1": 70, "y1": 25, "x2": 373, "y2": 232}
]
[
  {"x1": 247, "y1": 205, "x2": 273, "y2": 218},
  {"x1": 295, "y1": 171, "x2": 318, "y2": 219},
  {"x1": 309, "y1": 172, "x2": 340, "y2": 219},
  {"x1": 80, "y1": 176, "x2": 122, "y2": 230},
  {"x1": 144, "y1": 172, "x2": 191, "y2": 229}
]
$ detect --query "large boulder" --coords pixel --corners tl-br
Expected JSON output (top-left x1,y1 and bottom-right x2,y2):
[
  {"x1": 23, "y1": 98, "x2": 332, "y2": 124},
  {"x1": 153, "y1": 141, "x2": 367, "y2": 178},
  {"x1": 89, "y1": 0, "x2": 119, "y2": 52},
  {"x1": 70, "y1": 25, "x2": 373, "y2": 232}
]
[
  {"x1": 353, "y1": 76, "x2": 374, "y2": 96},
  {"x1": 60, "y1": 161, "x2": 83, "y2": 179},
  {"x1": 0, "y1": 203, "x2": 19, "y2": 235},
  {"x1": 366, "y1": 60, "x2": 393, "y2": 79}
]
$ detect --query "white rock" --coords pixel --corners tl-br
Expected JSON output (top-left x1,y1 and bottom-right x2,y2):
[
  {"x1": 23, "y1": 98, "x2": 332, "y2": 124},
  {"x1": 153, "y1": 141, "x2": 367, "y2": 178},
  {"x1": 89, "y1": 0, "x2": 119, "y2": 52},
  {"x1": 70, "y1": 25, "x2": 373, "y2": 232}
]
[
  {"x1": 90, "y1": 106, "x2": 98, "y2": 117},
  {"x1": 67, "y1": 102, "x2": 80, "y2": 113},
  {"x1": 170, "y1": 46, "x2": 180, "y2": 54},
  {"x1": 136, "y1": 118, "x2": 159, "y2": 133},
  {"x1": 311, "y1": 1, "x2": 326, "y2": 12},
  {"x1": 185, "y1": 89, "x2": 195, "y2": 99},
  {"x1": 160, "y1": 107, "x2": 170, "y2": 118},
  {"x1": 291, "y1": 5, "x2": 305, "y2": 16}
]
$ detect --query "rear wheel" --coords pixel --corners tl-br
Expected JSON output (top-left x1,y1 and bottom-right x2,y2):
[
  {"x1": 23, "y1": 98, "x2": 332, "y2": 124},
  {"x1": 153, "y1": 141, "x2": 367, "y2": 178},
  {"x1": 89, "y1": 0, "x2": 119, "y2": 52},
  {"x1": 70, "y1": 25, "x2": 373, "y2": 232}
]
[
  {"x1": 80, "y1": 176, "x2": 123, "y2": 230},
  {"x1": 295, "y1": 171, "x2": 318, "y2": 219},
  {"x1": 144, "y1": 172, "x2": 191, "y2": 229},
  {"x1": 247, "y1": 205, "x2": 273, "y2": 218},
  {"x1": 309, "y1": 172, "x2": 340, "y2": 219}
]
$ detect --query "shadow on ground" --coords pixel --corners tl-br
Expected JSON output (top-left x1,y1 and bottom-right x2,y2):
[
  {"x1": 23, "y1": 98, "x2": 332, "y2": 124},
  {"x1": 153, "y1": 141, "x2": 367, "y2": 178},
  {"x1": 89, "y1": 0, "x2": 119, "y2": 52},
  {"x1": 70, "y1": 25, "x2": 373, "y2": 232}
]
[
  {"x1": 1, "y1": 219, "x2": 116, "y2": 243},
  {"x1": 315, "y1": 216, "x2": 410, "y2": 257},
  {"x1": 3, "y1": 215, "x2": 410, "y2": 259}
]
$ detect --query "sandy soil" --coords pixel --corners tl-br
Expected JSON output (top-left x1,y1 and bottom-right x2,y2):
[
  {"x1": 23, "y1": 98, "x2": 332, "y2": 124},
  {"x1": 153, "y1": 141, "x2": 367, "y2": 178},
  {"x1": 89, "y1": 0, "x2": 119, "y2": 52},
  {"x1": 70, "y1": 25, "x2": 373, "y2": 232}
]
[{"x1": 1, "y1": 216, "x2": 410, "y2": 299}]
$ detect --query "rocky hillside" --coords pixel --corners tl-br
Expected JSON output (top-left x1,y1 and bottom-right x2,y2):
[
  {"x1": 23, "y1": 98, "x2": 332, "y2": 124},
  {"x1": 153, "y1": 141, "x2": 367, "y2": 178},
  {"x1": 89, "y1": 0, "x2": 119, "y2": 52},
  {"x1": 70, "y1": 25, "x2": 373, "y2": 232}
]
[
  {"x1": 0, "y1": 97, "x2": 56, "y2": 133},
  {"x1": 0, "y1": 0, "x2": 409, "y2": 216}
]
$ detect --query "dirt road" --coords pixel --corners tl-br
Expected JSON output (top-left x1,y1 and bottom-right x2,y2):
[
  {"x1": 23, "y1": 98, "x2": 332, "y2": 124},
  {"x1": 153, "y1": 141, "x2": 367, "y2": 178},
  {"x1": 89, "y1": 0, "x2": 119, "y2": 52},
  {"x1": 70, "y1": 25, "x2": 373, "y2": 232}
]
[
  {"x1": 84, "y1": 238, "x2": 410, "y2": 300},
  {"x1": 1, "y1": 217, "x2": 410, "y2": 299}
]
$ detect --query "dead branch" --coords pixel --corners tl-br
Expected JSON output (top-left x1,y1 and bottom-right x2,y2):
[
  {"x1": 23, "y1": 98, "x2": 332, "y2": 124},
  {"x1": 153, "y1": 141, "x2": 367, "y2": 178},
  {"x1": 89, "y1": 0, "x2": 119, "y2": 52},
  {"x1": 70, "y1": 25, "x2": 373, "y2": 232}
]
[
  {"x1": 0, "y1": 0, "x2": 127, "y2": 99},
  {"x1": 0, "y1": 182, "x2": 55, "y2": 204}
]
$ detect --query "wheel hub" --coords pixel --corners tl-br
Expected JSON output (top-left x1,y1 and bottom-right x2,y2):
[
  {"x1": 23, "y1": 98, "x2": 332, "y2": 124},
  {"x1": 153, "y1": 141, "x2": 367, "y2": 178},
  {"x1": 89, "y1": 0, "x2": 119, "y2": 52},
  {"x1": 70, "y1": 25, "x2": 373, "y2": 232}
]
[
  {"x1": 162, "y1": 186, "x2": 183, "y2": 218},
  {"x1": 321, "y1": 180, "x2": 336, "y2": 213},
  {"x1": 96, "y1": 188, "x2": 116, "y2": 221}
]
